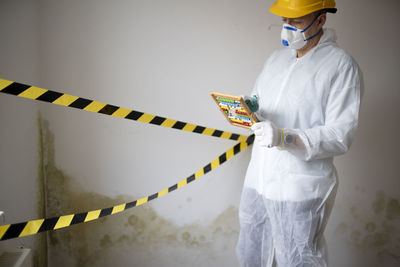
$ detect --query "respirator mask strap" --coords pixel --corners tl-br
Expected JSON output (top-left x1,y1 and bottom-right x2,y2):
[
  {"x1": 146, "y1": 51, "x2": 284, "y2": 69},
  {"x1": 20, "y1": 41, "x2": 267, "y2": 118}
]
[{"x1": 301, "y1": 14, "x2": 322, "y2": 41}]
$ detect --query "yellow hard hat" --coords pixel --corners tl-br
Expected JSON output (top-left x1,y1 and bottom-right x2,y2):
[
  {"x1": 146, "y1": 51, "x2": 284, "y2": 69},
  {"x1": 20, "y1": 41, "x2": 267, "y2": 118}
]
[{"x1": 269, "y1": 0, "x2": 337, "y2": 18}]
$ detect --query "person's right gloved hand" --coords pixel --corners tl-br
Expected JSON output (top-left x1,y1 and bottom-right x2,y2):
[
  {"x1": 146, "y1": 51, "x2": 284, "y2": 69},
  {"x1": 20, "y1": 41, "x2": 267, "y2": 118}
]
[{"x1": 243, "y1": 95, "x2": 259, "y2": 113}]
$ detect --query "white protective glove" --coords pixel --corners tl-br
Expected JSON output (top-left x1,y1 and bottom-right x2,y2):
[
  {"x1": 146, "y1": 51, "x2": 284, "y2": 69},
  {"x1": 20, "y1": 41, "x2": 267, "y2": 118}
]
[{"x1": 251, "y1": 121, "x2": 283, "y2": 148}]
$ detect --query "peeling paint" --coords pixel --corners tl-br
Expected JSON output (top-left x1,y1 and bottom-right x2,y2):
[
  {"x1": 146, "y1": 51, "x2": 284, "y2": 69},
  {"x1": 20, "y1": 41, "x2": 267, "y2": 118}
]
[
  {"x1": 335, "y1": 190, "x2": 400, "y2": 264},
  {"x1": 41, "y1": 120, "x2": 240, "y2": 267}
]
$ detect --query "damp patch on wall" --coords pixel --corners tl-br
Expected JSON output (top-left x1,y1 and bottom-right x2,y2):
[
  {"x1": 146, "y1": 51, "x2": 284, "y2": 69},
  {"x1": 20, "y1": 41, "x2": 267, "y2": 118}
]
[
  {"x1": 335, "y1": 190, "x2": 400, "y2": 265},
  {"x1": 40, "y1": 120, "x2": 240, "y2": 267},
  {"x1": 34, "y1": 112, "x2": 48, "y2": 267}
]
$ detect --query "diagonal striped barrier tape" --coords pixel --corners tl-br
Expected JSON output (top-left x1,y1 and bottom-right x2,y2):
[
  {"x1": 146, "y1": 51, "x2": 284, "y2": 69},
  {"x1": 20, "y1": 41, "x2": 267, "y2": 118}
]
[
  {"x1": 0, "y1": 78, "x2": 248, "y2": 142},
  {"x1": 0, "y1": 135, "x2": 254, "y2": 241}
]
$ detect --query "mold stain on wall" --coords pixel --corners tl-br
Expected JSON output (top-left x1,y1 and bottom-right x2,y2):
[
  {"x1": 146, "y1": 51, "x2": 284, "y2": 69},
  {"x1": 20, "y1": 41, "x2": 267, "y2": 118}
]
[
  {"x1": 335, "y1": 190, "x2": 400, "y2": 265},
  {"x1": 33, "y1": 113, "x2": 48, "y2": 267},
  {"x1": 40, "y1": 120, "x2": 240, "y2": 267}
]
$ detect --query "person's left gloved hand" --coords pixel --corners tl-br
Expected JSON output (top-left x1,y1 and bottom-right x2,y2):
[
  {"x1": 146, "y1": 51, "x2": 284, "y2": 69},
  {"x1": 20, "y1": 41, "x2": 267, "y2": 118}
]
[
  {"x1": 251, "y1": 121, "x2": 283, "y2": 148},
  {"x1": 243, "y1": 95, "x2": 259, "y2": 113}
]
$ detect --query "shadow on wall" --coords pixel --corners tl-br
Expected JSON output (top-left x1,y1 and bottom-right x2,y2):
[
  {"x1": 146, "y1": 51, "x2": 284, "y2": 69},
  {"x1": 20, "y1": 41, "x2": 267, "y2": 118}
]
[{"x1": 39, "y1": 118, "x2": 240, "y2": 267}]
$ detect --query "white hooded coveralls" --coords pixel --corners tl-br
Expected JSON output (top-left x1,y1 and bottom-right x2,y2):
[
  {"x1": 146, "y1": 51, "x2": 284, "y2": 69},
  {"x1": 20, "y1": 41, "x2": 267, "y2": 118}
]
[{"x1": 236, "y1": 28, "x2": 361, "y2": 267}]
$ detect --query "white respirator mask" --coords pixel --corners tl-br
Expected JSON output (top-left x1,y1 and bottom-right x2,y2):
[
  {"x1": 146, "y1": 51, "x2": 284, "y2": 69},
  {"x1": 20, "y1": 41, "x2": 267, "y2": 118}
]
[{"x1": 281, "y1": 15, "x2": 322, "y2": 50}]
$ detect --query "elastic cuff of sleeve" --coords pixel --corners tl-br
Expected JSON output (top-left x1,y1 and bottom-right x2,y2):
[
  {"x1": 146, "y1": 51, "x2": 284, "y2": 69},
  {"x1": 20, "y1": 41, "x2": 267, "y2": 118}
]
[{"x1": 294, "y1": 129, "x2": 313, "y2": 161}]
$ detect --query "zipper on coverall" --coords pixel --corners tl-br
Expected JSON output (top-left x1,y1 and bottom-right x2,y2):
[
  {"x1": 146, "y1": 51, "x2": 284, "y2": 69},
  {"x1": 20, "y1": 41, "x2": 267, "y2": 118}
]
[{"x1": 259, "y1": 59, "x2": 298, "y2": 267}]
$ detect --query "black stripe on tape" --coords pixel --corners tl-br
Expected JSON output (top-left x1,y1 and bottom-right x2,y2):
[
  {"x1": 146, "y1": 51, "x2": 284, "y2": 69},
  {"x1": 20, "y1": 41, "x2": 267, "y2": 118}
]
[
  {"x1": 246, "y1": 134, "x2": 255, "y2": 145},
  {"x1": 168, "y1": 184, "x2": 178, "y2": 192},
  {"x1": 38, "y1": 217, "x2": 59, "y2": 232},
  {"x1": 203, "y1": 163, "x2": 212, "y2": 174},
  {"x1": 172, "y1": 121, "x2": 186, "y2": 130},
  {"x1": 234, "y1": 143, "x2": 241, "y2": 154},
  {"x1": 186, "y1": 174, "x2": 195, "y2": 183},
  {"x1": 69, "y1": 98, "x2": 92, "y2": 109},
  {"x1": 193, "y1": 126, "x2": 206, "y2": 134},
  {"x1": 2, "y1": 222, "x2": 27, "y2": 240},
  {"x1": 37, "y1": 90, "x2": 63, "y2": 103},
  {"x1": 1, "y1": 83, "x2": 31, "y2": 95},
  {"x1": 71, "y1": 213, "x2": 87, "y2": 225},
  {"x1": 219, "y1": 153, "x2": 227, "y2": 164},
  {"x1": 150, "y1": 116, "x2": 166, "y2": 126},
  {"x1": 212, "y1": 130, "x2": 223, "y2": 137},
  {"x1": 230, "y1": 133, "x2": 240, "y2": 141},
  {"x1": 99, "y1": 104, "x2": 119, "y2": 115},
  {"x1": 126, "y1": 110, "x2": 144, "y2": 121},
  {"x1": 125, "y1": 201, "x2": 137, "y2": 209},
  {"x1": 99, "y1": 208, "x2": 113, "y2": 218},
  {"x1": 148, "y1": 193, "x2": 158, "y2": 201}
]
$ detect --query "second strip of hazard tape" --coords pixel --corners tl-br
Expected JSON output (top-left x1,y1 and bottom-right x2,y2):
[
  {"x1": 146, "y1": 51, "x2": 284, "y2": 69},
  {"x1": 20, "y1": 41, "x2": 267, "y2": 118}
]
[
  {"x1": 0, "y1": 78, "x2": 249, "y2": 142},
  {"x1": 0, "y1": 135, "x2": 254, "y2": 241}
]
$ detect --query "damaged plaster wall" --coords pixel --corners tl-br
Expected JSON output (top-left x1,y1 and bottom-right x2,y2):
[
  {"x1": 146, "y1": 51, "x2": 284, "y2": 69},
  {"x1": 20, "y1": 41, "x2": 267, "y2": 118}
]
[
  {"x1": 40, "y1": 120, "x2": 240, "y2": 267},
  {"x1": 334, "y1": 190, "x2": 400, "y2": 264},
  {"x1": 38, "y1": 0, "x2": 258, "y2": 266}
]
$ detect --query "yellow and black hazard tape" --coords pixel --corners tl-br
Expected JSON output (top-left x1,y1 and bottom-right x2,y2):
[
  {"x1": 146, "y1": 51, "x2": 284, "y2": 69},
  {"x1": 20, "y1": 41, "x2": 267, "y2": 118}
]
[
  {"x1": 0, "y1": 136, "x2": 254, "y2": 241},
  {"x1": 0, "y1": 78, "x2": 248, "y2": 142}
]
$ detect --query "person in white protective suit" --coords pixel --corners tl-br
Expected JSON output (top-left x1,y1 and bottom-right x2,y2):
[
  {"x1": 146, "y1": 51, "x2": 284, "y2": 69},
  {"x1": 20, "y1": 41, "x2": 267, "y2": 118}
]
[{"x1": 237, "y1": 0, "x2": 361, "y2": 266}]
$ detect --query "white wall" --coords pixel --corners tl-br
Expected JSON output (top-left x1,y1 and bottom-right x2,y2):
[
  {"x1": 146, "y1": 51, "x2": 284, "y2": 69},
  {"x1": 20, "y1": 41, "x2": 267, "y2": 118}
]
[
  {"x1": 0, "y1": 0, "x2": 46, "y2": 266},
  {"x1": 1, "y1": 0, "x2": 399, "y2": 266},
  {"x1": 0, "y1": 0, "x2": 39, "y2": 238}
]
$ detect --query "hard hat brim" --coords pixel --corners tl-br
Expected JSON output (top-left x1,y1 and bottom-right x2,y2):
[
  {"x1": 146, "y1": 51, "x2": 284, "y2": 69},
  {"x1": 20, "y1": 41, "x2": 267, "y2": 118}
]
[{"x1": 269, "y1": 2, "x2": 337, "y2": 18}]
